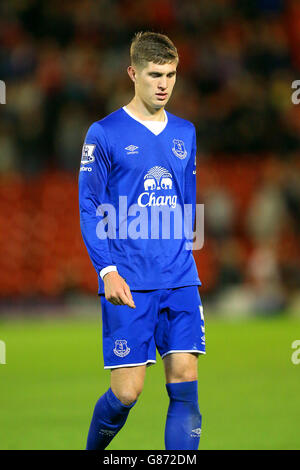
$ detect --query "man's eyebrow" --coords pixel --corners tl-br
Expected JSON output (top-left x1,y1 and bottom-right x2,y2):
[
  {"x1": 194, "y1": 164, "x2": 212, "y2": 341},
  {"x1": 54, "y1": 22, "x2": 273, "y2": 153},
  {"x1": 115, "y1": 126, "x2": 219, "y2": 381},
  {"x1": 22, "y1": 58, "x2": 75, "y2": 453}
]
[{"x1": 148, "y1": 71, "x2": 177, "y2": 75}]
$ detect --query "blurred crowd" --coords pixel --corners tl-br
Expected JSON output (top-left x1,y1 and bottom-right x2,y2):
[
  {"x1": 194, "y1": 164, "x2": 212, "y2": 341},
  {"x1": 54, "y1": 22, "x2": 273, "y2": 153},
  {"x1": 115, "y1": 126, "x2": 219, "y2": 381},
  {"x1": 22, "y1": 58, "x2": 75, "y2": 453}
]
[
  {"x1": 0, "y1": 0, "x2": 300, "y2": 314},
  {"x1": 1, "y1": 0, "x2": 300, "y2": 171},
  {"x1": 197, "y1": 156, "x2": 300, "y2": 315}
]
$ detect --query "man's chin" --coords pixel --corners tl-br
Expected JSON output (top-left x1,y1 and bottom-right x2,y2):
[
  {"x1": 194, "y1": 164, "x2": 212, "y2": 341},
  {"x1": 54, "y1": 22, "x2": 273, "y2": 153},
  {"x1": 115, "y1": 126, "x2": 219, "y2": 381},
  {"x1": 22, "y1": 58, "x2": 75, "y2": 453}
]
[{"x1": 153, "y1": 98, "x2": 169, "y2": 109}]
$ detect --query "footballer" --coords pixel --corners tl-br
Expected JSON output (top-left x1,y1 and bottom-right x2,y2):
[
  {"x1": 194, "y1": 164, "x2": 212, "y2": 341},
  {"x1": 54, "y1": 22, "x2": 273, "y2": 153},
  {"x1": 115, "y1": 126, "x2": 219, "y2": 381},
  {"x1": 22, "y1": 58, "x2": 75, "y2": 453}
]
[{"x1": 79, "y1": 31, "x2": 205, "y2": 450}]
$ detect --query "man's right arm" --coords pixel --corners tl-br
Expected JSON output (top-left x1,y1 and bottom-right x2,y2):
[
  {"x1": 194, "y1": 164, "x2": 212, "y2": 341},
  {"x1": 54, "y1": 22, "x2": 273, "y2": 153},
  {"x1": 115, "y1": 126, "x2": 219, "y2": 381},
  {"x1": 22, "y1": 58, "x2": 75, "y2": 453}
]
[
  {"x1": 79, "y1": 122, "x2": 115, "y2": 274},
  {"x1": 78, "y1": 122, "x2": 135, "y2": 308}
]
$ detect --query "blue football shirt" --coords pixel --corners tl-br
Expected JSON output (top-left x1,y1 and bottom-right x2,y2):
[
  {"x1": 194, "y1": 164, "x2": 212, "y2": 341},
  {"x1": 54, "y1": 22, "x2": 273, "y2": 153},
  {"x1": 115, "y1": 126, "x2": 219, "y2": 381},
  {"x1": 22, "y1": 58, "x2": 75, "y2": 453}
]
[{"x1": 78, "y1": 107, "x2": 201, "y2": 293}]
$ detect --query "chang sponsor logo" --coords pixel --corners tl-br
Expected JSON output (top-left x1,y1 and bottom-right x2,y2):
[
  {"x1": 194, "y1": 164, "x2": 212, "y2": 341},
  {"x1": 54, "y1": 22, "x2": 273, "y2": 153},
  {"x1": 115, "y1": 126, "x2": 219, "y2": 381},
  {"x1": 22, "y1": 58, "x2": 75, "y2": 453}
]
[
  {"x1": 137, "y1": 166, "x2": 177, "y2": 208},
  {"x1": 94, "y1": 165, "x2": 204, "y2": 249},
  {"x1": 137, "y1": 192, "x2": 177, "y2": 209}
]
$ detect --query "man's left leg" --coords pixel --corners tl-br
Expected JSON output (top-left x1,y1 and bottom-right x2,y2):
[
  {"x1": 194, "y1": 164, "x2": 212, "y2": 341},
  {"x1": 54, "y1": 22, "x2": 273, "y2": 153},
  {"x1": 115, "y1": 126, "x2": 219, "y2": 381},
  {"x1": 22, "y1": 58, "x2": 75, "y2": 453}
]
[
  {"x1": 163, "y1": 352, "x2": 202, "y2": 450},
  {"x1": 155, "y1": 286, "x2": 205, "y2": 450}
]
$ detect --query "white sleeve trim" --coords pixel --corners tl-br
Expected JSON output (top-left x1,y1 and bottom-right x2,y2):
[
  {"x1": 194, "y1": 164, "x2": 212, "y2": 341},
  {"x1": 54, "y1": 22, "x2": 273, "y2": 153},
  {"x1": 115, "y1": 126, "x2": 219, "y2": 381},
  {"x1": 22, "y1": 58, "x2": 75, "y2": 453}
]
[{"x1": 100, "y1": 266, "x2": 118, "y2": 280}]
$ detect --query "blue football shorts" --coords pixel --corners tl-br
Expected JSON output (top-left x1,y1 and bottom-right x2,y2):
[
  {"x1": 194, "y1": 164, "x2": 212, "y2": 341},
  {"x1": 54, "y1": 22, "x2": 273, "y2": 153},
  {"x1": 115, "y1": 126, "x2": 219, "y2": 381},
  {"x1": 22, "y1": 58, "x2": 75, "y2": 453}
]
[{"x1": 100, "y1": 285, "x2": 205, "y2": 369}]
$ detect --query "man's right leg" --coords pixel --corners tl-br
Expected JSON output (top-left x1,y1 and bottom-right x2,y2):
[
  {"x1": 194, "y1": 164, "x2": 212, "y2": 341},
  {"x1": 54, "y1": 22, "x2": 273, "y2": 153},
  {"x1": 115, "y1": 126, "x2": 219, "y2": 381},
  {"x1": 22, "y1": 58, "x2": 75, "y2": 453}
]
[
  {"x1": 86, "y1": 365, "x2": 146, "y2": 450},
  {"x1": 86, "y1": 291, "x2": 157, "y2": 449}
]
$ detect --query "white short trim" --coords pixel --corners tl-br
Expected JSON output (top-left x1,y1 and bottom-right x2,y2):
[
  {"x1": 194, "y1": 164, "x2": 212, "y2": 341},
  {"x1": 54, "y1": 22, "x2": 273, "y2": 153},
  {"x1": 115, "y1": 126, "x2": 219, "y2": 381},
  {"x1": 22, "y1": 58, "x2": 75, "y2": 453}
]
[
  {"x1": 161, "y1": 350, "x2": 206, "y2": 359},
  {"x1": 104, "y1": 359, "x2": 156, "y2": 370}
]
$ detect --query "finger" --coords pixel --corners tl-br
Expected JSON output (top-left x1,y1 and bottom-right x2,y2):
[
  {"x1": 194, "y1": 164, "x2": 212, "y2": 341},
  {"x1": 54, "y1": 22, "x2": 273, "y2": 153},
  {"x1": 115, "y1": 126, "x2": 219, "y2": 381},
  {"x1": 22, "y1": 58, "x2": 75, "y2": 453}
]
[
  {"x1": 123, "y1": 285, "x2": 135, "y2": 307},
  {"x1": 123, "y1": 289, "x2": 136, "y2": 308},
  {"x1": 107, "y1": 296, "x2": 120, "y2": 306},
  {"x1": 119, "y1": 290, "x2": 136, "y2": 309},
  {"x1": 110, "y1": 292, "x2": 129, "y2": 307}
]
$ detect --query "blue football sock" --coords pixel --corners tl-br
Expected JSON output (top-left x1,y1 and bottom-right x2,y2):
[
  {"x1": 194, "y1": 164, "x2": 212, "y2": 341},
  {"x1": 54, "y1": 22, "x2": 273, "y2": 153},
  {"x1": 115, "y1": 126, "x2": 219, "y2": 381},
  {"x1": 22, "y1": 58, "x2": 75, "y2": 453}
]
[
  {"x1": 165, "y1": 380, "x2": 202, "y2": 450},
  {"x1": 86, "y1": 388, "x2": 136, "y2": 450}
]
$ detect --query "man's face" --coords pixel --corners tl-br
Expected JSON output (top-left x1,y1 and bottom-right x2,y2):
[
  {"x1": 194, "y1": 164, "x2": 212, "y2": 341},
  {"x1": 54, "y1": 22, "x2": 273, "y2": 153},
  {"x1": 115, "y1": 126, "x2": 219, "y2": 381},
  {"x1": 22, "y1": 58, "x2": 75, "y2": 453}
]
[{"x1": 132, "y1": 61, "x2": 177, "y2": 110}]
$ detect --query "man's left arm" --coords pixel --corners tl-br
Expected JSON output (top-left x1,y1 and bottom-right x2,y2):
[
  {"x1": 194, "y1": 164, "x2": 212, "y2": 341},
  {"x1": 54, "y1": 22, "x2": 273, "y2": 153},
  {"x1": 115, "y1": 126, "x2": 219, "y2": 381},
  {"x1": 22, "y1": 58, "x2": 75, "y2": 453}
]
[{"x1": 184, "y1": 126, "x2": 197, "y2": 245}]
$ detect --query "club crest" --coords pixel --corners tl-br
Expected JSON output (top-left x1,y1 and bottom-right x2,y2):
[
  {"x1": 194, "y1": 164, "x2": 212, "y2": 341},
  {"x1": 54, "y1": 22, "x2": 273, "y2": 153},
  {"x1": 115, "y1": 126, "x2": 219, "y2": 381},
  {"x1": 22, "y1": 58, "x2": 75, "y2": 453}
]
[
  {"x1": 113, "y1": 340, "x2": 130, "y2": 358},
  {"x1": 172, "y1": 139, "x2": 187, "y2": 159}
]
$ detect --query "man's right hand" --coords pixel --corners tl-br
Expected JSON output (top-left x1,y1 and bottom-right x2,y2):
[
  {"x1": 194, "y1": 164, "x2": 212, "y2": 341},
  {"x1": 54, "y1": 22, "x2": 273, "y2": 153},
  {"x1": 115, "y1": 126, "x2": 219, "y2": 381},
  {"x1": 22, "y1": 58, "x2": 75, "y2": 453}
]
[{"x1": 103, "y1": 271, "x2": 136, "y2": 309}]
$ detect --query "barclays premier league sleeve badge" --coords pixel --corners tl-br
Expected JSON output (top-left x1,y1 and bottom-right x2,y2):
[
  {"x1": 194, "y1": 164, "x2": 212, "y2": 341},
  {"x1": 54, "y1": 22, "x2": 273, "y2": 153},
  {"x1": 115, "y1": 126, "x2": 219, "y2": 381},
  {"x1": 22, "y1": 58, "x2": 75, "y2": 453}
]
[{"x1": 81, "y1": 144, "x2": 96, "y2": 164}]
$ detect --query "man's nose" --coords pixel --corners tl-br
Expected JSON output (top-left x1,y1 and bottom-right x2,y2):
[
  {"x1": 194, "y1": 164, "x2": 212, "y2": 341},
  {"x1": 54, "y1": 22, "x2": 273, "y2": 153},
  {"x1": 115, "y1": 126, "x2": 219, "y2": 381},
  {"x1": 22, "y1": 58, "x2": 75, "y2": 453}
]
[{"x1": 158, "y1": 77, "x2": 167, "y2": 89}]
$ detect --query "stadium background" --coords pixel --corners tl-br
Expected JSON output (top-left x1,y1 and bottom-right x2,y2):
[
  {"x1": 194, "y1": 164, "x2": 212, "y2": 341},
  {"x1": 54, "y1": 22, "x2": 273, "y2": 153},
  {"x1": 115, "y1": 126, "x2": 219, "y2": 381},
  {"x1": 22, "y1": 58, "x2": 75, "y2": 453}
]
[{"x1": 0, "y1": 0, "x2": 299, "y2": 450}]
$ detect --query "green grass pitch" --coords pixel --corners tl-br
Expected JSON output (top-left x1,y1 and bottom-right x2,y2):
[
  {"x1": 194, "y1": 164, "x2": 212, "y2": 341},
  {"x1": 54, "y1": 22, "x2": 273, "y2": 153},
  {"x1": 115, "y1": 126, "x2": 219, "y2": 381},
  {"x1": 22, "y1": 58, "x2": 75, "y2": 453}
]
[{"x1": 0, "y1": 313, "x2": 299, "y2": 449}]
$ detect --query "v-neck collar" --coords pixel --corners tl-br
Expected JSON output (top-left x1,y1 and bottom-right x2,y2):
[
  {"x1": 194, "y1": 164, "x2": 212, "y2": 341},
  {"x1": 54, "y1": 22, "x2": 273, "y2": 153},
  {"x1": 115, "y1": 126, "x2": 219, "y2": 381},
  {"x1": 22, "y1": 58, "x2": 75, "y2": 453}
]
[{"x1": 122, "y1": 106, "x2": 168, "y2": 137}]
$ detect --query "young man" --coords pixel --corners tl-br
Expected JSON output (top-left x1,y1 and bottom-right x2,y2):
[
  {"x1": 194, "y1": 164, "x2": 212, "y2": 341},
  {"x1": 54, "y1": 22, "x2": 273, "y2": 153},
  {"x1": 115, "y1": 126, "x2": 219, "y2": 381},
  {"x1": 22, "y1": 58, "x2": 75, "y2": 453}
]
[{"x1": 79, "y1": 31, "x2": 205, "y2": 450}]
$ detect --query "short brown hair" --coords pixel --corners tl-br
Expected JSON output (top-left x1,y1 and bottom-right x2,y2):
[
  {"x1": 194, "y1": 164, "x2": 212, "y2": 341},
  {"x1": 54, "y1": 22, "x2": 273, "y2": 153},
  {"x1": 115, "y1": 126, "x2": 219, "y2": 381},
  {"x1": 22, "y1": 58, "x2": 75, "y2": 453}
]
[{"x1": 130, "y1": 31, "x2": 179, "y2": 68}]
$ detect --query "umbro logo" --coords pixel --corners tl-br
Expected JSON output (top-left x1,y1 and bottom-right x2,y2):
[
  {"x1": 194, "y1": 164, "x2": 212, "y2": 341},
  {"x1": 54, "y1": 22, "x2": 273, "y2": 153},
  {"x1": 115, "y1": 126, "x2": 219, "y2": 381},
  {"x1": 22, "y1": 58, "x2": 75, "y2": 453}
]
[
  {"x1": 191, "y1": 428, "x2": 201, "y2": 437},
  {"x1": 125, "y1": 144, "x2": 139, "y2": 155},
  {"x1": 99, "y1": 429, "x2": 116, "y2": 437}
]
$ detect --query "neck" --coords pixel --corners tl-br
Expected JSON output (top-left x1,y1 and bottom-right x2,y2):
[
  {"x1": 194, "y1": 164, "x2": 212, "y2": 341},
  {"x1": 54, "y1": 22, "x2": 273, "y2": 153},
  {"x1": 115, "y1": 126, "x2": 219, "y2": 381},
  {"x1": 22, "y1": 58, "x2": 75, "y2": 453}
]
[{"x1": 126, "y1": 96, "x2": 165, "y2": 121}]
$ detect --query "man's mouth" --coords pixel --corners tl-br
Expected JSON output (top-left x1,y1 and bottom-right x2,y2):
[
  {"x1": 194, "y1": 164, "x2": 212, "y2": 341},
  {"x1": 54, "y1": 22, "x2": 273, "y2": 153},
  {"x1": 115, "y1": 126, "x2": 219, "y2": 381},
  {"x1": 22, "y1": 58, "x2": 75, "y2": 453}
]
[{"x1": 156, "y1": 93, "x2": 168, "y2": 100}]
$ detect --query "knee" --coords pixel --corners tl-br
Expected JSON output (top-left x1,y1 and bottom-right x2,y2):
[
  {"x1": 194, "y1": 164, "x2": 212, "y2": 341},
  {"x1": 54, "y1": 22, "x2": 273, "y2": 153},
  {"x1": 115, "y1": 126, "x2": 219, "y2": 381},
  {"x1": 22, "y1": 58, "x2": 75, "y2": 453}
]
[{"x1": 113, "y1": 385, "x2": 143, "y2": 406}]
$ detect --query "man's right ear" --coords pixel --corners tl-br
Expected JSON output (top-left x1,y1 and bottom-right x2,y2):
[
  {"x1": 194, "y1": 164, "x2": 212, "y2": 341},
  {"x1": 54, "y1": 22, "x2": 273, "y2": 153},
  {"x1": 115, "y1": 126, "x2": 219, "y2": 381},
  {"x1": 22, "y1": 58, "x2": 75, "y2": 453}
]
[{"x1": 127, "y1": 65, "x2": 136, "y2": 83}]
